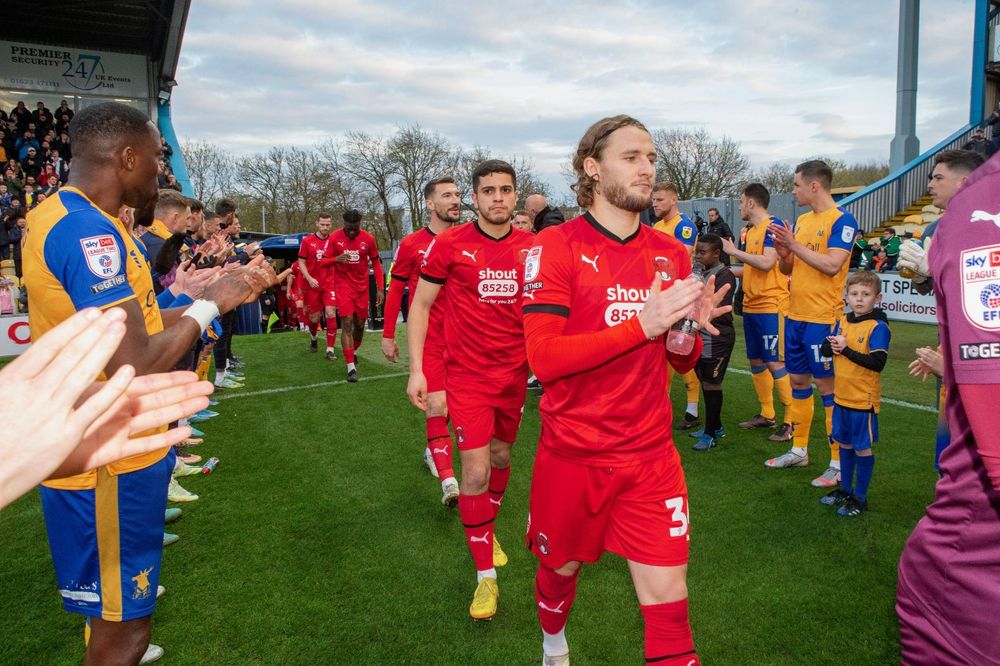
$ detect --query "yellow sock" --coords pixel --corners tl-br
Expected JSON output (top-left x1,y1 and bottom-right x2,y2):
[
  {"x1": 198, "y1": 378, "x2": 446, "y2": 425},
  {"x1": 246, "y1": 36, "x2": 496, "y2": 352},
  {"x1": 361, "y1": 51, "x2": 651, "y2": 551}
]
[
  {"x1": 774, "y1": 372, "x2": 793, "y2": 423},
  {"x1": 790, "y1": 388, "x2": 814, "y2": 450},
  {"x1": 751, "y1": 368, "x2": 775, "y2": 420},
  {"x1": 684, "y1": 370, "x2": 700, "y2": 406}
]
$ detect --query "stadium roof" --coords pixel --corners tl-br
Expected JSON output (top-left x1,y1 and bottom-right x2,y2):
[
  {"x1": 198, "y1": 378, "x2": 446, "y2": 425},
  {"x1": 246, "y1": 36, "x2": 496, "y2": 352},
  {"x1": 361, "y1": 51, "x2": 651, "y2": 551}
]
[{"x1": 0, "y1": 0, "x2": 190, "y2": 83}]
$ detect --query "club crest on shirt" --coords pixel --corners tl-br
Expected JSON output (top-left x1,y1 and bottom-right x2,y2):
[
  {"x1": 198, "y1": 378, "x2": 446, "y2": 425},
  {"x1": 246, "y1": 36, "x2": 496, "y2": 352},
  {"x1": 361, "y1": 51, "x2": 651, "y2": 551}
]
[
  {"x1": 80, "y1": 235, "x2": 122, "y2": 278},
  {"x1": 961, "y1": 244, "x2": 1000, "y2": 330},
  {"x1": 524, "y1": 246, "x2": 542, "y2": 281}
]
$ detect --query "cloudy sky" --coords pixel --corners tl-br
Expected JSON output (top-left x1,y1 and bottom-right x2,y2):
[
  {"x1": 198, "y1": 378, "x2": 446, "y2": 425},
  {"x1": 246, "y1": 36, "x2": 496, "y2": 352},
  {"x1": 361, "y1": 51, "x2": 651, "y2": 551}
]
[{"x1": 172, "y1": 0, "x2": 976, "y2": 190}]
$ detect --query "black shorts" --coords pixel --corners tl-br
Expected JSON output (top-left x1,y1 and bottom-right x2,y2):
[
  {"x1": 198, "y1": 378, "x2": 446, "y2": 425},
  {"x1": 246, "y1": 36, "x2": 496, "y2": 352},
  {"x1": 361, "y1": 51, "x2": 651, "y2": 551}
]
[{"x1": 695, "y1": 354, "x2": 731, "y2": 384}]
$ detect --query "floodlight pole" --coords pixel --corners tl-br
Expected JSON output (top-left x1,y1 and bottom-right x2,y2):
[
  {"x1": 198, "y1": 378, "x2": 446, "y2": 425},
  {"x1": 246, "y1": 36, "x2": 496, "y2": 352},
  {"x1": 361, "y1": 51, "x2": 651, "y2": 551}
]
[{"x1": 890, "y1": 0, "x2": 920, "y2": 171}]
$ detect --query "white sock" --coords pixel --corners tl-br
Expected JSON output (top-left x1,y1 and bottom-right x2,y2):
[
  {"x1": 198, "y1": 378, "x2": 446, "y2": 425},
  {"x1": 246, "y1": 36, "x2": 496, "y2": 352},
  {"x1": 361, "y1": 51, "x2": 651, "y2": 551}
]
[
  {"x1": 441, "y1": 476, "x2": 456, "y2": 490},
  {"x1": 215, "y1": 370, "x2": 226, "y2": 384},
  {"x1": 543, "y1": 629, "x2": 569, "y2": 657},
  {"x1": 686, "y1": 402, "x2": 698, "y2": 417},
  {"x1": 326, "y1": 346, "x2": 335, "y2": 353},
  {"x1": 829, "y1": 459, "x2": 841, "y2": 471},
  {"x1": 477, "y1": 568, "x2": 497, "y2": 582},
  {"x1": 311, "y1": 333, "x2": 317, "y2": 341},
  {"x1": 347, "y1": 362, "x2": 356, "y2": 372},
  {"x1": 792, "y1": 446, "x2": 807, "y2": 457}
]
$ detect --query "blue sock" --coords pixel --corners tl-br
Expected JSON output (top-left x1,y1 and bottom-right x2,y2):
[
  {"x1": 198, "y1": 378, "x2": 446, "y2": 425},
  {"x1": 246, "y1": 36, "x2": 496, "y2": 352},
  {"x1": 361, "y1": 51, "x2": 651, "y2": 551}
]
[
  {"x1": 839, "y1": 447, "x2": 856, "y2": 494},
  {"x1": 854, "y1": 454, "x2": 874, "y2": 501}
]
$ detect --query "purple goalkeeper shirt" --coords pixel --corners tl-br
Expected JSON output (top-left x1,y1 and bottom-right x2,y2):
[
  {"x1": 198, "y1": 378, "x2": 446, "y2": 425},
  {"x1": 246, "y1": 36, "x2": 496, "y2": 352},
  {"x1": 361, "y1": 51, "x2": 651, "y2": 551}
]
[{"x1": 897, "y1": 152, "x2": 1000, "y2": 665}]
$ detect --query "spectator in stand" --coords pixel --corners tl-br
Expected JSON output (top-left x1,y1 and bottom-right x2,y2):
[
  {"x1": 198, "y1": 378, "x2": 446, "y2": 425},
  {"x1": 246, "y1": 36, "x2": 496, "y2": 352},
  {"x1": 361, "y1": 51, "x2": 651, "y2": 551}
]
[
  {"x1": 0, "y1": 183, "x2": 11, "y2": 216},
  {"x1": 16, "y1": 132, "x2": 40, "y2": 162},
  {"x1": 962, "y1": 127, "x2": 995, "y2": 158},
  {"x1": 879, "y1": 228, "x2": 901, "y2": 272},
  {"x1": 50, "y1": 149, "x2": 69, "y2": 182},
  {"x1": 53, "y1": 130, "x2": 71, "y2": 160},
  {"x1": 20, "y1": 147, "x2": 42, "y2": 178},
  {"x1": 4, "y1": 167, "x2": 22, "y2": 199},
  {"x1": 160, "y1": 137, "x2": 173, "y2": 159},
  {"x1": 164, "y1": 172, "x2": 183, "y2": 192},
  {"x1": 10, "y1": 101, "x2": 31, "y2": 133},
  {"x1": 512, "y1": 210, "x2": 532, "y2": 232},
  {"x1": 37, "y1": 163, "x2": 57, "y2": 187},
  {"x1": 0, "y1": 130, "x2": 7, "y2": 163},
  {"x1": 9, "y1": 214, "x2": 25, "y2": 277},
  {"x1": 35, "y1": 108, "x2": 53, "y2": 135},
  {"x1": 22, "y1": 183, "x2": 36, "y2": 210},
  {"x1": 30, "y1": 101, "x2": 51, "y2": 126},
  {"x1": 524, "y1": 193, "x2": 565, "y2": 233},
  {"x1": 56, "y1": 99, "x2": 73, "y2": 123}
]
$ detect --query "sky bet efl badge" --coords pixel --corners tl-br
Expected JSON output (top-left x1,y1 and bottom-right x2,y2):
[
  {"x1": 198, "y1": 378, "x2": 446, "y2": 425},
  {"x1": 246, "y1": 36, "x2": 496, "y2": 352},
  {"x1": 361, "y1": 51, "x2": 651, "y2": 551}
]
[
  {"x1": 80, "y1": 235, "x2": 121, "y2": 278},
  {"x1": 961, "y1": 244, "x2": 1000, "y2": 330}
]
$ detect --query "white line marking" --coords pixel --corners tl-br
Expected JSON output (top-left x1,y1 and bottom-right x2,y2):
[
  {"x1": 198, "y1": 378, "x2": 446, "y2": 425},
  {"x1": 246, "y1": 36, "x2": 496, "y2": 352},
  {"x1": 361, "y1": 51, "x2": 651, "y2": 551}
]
[
  {"x1": 727, "y1": 368, "x2": 936, "y2": 413},
  {"x1": 213, "y1": 372, "x2": 408, "y2": 401}
]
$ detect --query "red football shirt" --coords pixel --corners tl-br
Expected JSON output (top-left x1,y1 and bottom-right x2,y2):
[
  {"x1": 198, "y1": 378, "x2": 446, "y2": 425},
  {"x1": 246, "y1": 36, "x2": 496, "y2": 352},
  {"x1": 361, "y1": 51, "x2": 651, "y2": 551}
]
[
  {"x1": 420, "y1": 221, "x2": 533, "y2": 377},
  {"x1": 298, "y1": 232, "x2": 335, "y2": 290},
  {"x1": 391, "y1": 227, "x2": 446, "y2": 336},
  {"x1": 331, "y1": 228, "x2": 382, "y2": 295},
  {"x1": 523, "y1": 213, "x2": 693, "y2": 467}
]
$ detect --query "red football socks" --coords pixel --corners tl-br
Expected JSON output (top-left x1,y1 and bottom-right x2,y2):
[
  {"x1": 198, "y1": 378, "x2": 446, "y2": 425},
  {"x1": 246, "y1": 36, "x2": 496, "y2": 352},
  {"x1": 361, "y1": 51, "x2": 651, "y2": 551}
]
[
  {"x1": 426, "y1": 416, "x2": 454, "y2": 479},
  {"x1": 641, "y1": 599, "x2": 699, "y2": 665},
  {"x1": 308, "y1": 319, "x2": 320, "y2": 337},
  {"x1": 489, "y1": 465, "x2": 511, "y2": 516},
  {"x1": 459, "y1": 491, "x2": 494, "y2": 572},
  {"x1": 535, "y1": 565, "x2": 579, "y2": 634},
  {"x1": 325, "y1": 323, "x2": 337, "y2": 348},
  {"x1": 344, "y1": 347, "x2": 355, "y2": 364}
]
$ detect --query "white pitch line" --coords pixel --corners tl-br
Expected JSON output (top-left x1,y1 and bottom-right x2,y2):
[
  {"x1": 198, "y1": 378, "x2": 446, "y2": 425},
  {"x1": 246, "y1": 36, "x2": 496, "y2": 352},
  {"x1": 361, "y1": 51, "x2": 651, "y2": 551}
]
[
  {"x1": 727, "y1": 367, "x2": 936, "y2": 413},
  {"x1": 213, "y1": 371, "x2": 408, "y2": 401},
  {"x1": 216, "y1": 367, "x2": 937, "y2": 413}
]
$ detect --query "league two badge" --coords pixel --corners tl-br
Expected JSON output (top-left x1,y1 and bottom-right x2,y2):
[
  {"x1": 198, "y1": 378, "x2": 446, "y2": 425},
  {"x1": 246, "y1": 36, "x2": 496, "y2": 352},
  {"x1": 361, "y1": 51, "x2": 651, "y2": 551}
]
[
  {"x1": 960, "y1": 244, "x2": 1000, "y2": 330},
  {"x1": 80, "y1": 235, "x2": 122, "y2": 278}
]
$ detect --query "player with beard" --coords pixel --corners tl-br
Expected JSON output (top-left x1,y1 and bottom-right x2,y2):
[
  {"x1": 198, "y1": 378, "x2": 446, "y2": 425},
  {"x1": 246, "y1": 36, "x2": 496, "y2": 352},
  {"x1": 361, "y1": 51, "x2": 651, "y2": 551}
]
[
  {"x1": 382, "y1": 176, "x2": 461, "y2": 506},
  {"x1": 298, "y1": 213, "x2": 339, "y2": 358},
  {"x1": 330, "y1": 209, "x2": 384, "y2": 382},
  {"x1": 522, "y1": 116, "x2": 729, "y2": 665},
  {"x1": 407, "y1": 160, "x2": 533, "y2": 621}
]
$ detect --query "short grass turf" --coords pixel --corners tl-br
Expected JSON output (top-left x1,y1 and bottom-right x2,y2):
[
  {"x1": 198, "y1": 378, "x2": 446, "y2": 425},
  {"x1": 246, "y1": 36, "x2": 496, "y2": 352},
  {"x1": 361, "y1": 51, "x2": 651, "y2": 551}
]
[{"x1": 0, "y1": 318, "x2": 941, "y2": 664}]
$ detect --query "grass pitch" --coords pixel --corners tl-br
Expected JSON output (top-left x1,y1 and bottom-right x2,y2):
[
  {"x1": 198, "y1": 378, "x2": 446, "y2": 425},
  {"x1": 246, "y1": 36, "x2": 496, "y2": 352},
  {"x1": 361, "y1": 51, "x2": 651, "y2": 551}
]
[{"x1": 0, "y1": 318, "x2": 940, "y2": 664}]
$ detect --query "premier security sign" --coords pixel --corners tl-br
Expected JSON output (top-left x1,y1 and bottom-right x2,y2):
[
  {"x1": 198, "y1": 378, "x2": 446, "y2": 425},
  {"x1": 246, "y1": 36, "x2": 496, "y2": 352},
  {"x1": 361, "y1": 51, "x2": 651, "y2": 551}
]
[{"x1": 0, "y1": 41, "x2": 148, "y2": 98}]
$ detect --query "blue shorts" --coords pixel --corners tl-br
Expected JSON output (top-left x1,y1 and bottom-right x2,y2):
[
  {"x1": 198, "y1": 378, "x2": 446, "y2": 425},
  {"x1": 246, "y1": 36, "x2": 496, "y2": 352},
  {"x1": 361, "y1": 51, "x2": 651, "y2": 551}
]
[
  {"x1": 784, "y1": 318, "x2": 834, "y2": 378},
  {"x1": 743, "y1": 312, "x2": 784, "y2": 363},
  {"x1": 831, "y1": 404, "x2": 878, "y2": 451},
  {"x1": 39, "y1": 450, "x2": 174, "y2": 621}
]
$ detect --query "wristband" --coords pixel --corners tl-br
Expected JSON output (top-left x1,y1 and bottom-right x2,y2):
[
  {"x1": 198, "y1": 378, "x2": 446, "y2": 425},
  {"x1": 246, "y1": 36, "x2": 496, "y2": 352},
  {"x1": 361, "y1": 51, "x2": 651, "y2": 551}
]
[{"x1": 182, "y1": 299, "x2": 220, "y2": 331}]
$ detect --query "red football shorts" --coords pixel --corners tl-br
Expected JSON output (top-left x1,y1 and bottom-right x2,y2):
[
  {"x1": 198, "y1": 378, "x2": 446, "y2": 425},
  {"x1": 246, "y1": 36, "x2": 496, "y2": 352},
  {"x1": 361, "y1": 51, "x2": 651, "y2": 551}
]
[
  {"x1": 423, "y1": 335, "x2": 447, "y2": 395},
  {"x1": 526, "y1": 445, "x2": 691, "y2": 569},
  {"x1": 446, "y1": 372, "x2": 527, "y2": 451},
  {"x1": 303, "y1": 286, "x2": 335, "y2": 314},
  {"x1": 336, "y1": 288, "x2": 369, "y2": 318}
]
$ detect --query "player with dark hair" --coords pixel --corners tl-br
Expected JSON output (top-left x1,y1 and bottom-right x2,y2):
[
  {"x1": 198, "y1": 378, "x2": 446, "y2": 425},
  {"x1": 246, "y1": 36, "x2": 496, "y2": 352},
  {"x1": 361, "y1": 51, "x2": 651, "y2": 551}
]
[
  {"x1": 722, "y1": 183, "x2": 794, "y2": 440},
  {"x1": 407, "y1": 159, "x2": 533, "y2": 621},
  {"x1": 690, "y1": 233, "x2": 737, "y2": 451},
  {"x1": 330, "y1": 208, "x2": 383, "y2": 382},
  {"x1": 382, "y1": 176, "x2": 461, "y2": 505},
  {"x1": 298, "y1": 212, "x2": 338, "y2": 359},
  {"x1": 766, "y1": 160, "x2": 859, "y2": 488},
  {"x1": 22, "y1": 101, "x2": 285, "y2": 665},
  {"x1": 523, "y1": 115, "x2": 729, "y2": 665}
]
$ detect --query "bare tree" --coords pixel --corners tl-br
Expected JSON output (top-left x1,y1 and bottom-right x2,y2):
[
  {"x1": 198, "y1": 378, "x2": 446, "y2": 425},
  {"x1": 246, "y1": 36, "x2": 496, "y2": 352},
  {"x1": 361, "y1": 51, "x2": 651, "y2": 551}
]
[
  {"x1": 235, "y1": 147, "x2": 287, "y2": 233},
  {"x1": 449, "y1": 146, "x2": 550, "y2": 214},
  {"x1": 749, "y1": 162, "x2": 795, "y2": 194},
  {"x1": 181, "y1": 140, "x2": 234, "y2": 204},
  {"x1": 652, "y1": 128, "x2": 750, "y2": 199},
  {"x1": 388, "y1": 125, "x2": 452, "y2": 231},
  {"x1": 341, "y1": 131, "x2": 401, "y2": 241}
]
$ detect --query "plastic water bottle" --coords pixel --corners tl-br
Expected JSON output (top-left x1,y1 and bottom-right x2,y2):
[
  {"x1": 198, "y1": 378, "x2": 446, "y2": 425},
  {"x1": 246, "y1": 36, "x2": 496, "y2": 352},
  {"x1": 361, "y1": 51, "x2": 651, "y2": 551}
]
[
  {"x1": 665, "y1": 263, "x2": 705, "y2": 355},
  {"x1": 201, "y1": 457, "x2": 220, "y2": 475},
  {"x1": 898, "y1": 238, "x2": 921, "y2": 280}
]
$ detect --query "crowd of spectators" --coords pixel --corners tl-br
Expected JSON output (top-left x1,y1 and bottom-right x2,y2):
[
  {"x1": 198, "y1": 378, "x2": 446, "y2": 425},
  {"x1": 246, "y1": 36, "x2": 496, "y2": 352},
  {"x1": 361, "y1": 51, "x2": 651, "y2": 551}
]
[{"x1": 0, "y1": 100, "x2": 177, "y2": 285}]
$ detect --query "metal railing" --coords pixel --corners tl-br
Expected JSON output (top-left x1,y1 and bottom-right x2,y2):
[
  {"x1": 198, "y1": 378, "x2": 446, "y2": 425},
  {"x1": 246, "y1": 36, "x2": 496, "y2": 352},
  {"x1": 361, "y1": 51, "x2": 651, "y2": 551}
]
[{"x1": 839, "y1": 123, "x2": 977, "y2": 232}]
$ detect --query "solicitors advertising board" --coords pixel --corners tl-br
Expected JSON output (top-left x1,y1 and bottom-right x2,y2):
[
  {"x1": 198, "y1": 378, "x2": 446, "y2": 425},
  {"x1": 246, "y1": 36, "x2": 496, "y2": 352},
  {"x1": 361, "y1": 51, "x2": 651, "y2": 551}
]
[{"x1": 0, "y1": 41, "x2": 148, "y2": 98}]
